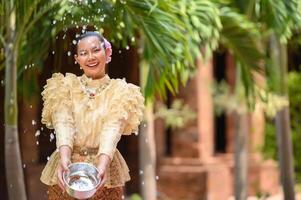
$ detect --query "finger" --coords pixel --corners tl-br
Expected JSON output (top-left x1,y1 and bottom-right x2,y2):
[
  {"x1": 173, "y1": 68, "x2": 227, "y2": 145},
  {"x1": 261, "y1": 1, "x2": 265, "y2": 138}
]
[
  {"x1": 57, "y1": 170, "x2": 65, "y2": 189},
  {"x1": 99, "y1": 174, "x2": 107, "y2": 187},
  {"x1": 58, "y1": 181, "x2": 65, "y2": 191}
]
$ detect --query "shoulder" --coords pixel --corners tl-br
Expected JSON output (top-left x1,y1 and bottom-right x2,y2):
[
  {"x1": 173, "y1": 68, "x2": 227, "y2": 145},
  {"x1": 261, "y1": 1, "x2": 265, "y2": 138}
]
[
  {"x1": 110, "y1": 78, "x2": 142, "y2": 93},
  {"x1": 109, "y1": 77, "x2": 145, "y2": 105},
  {"x1": 44, "y1": 72, "x2": 78, "y2": 87},
  {"x1": 42, "y1": 72, "x2": 79, "y2": 100}
]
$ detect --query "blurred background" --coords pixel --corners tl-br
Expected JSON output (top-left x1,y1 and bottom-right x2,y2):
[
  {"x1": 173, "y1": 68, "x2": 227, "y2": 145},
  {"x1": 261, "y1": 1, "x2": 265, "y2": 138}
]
[{"x1": 1, "y1": 0, "x2": 301, "y2": 200}]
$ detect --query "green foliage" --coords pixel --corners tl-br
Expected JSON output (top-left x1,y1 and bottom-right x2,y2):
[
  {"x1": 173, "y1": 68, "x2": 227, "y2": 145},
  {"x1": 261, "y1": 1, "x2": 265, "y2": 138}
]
[
  {"x1": 263, "y1": 71, "x2": 301, "y2": 182},
  {"x1": 129, "y1": 193, "x2": 143, "y2": 200},
  {"x1": 0, "y1": 0, "x2": 224, "y2": 102},
  {"x1": 212, "y1": 79, "x2": 288, "y2": 116},
  {"x1": 220, "y1": 8, "x2": 263, "y2": 101},
  {"x1": 155, "y1": 99, "x2": 197, "y2": 130}
]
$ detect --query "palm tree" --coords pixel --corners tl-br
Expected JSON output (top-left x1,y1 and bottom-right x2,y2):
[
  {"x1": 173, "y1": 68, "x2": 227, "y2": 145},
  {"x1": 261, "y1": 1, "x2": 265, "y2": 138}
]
[
  {"x1": 0, "y1": 0, "x2": 223, "y2": 199},
  {"x1": 216, "y1": 0, "x2": 301, "y2": 199},
  {"x1": 0, "y1": 0, "x2": 70, "y2": 199},
  {"x1": 1, "y1": 1, "x2": 282, "y2": 199}
]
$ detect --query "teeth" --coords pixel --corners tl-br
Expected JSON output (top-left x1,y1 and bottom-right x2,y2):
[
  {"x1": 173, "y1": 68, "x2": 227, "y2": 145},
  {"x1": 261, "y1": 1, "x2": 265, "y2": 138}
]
[{"x1": 87, "y1": 63, "x2": 98, "y2": 67}]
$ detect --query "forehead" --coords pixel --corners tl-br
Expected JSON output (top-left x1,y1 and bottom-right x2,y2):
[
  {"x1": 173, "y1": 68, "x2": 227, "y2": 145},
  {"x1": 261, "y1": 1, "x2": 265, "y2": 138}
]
[{"x1": 77, "y1": 36, "x2": 101, "y2": 50}]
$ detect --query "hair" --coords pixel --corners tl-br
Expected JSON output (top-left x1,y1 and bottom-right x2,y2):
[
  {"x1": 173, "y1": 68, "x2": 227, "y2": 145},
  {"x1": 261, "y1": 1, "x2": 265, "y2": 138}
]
[{"x1": 76, "y1": 31, "x2": 106, "y2": 52}]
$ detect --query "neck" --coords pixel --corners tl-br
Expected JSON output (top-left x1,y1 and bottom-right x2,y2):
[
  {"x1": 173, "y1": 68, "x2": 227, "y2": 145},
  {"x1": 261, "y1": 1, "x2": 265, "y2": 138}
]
[{"x1": 86, "y1": 73, "x2": 106, "y2": 80}]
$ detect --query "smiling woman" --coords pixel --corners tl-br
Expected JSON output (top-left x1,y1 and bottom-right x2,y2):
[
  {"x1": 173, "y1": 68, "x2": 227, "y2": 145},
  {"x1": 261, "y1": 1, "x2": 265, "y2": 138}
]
[
  {"x1": 40, "y1": 31, "x2": 145, "y2": 200},
  {"x1": 74, "y1": 32, "x2": 111, "y2": 80}
]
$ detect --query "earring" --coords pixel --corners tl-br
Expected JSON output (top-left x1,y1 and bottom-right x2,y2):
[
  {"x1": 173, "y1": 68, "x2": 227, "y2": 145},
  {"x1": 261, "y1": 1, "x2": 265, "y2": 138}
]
[
  {"x1": 80, "y1": 67, "x2": 83, "y2": 70},
  {"x1": 75, "y1": 61, "x2": 78, "y2": 64}
]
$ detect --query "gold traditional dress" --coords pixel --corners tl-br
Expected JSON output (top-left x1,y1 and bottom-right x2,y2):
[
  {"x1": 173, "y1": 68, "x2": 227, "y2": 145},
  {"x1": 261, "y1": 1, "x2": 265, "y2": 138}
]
[{"x1": 40, "y1": 73, "x2": 144, "y2": 199}]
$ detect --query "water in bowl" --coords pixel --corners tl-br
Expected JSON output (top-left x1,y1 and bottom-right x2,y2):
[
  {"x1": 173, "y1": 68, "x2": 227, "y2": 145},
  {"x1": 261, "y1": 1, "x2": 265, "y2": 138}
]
[{"x1": 68, "y1": 170, "x2": 96, "y2": 191}]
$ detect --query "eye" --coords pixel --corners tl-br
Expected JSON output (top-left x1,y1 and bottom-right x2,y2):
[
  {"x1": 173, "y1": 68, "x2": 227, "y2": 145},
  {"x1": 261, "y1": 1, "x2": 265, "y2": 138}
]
[
  {"x1": 93, "y1": 48, "x2": 101, "y2": 53},
  {"x1": 79, "y1": 51, "x2": 87, "y2": 56}
]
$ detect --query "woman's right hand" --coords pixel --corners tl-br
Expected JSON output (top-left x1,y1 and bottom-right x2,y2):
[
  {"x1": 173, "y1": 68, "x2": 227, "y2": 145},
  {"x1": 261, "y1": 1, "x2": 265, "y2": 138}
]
[
  {"x1": 57, "y1": 145, "x2": 72, "y2": 191},
  {"x1": 57, "y1": 156, "x2": 71, "y2": 191}
]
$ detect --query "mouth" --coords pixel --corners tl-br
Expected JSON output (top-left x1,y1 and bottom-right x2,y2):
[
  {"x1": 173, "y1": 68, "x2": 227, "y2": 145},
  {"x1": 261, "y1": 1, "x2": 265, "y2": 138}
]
[{"x1": 86, "y1": 62, "x2": 99, "y2": 68}]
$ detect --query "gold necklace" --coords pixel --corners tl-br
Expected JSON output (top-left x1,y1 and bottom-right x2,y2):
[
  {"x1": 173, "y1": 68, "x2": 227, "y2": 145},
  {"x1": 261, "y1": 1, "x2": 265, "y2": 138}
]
[{"x1": 79, "y1": 76, "x2": 110, "y2": 99}]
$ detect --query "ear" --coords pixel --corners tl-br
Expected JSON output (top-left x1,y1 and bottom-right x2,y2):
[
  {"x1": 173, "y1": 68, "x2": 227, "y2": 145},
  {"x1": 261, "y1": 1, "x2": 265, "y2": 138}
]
[
  {"x1": 105, "y1": 47, "x2": 110, "y2": 55},
  {"x1": 105, "y1": 47, "x2": 112, "y2": 64}
]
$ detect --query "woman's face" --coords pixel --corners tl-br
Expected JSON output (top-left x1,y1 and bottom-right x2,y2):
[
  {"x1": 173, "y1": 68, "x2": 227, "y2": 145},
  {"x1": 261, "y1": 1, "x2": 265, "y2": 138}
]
[{"x1": 75, "y1": 36, "x2": 109, "y2": 79}]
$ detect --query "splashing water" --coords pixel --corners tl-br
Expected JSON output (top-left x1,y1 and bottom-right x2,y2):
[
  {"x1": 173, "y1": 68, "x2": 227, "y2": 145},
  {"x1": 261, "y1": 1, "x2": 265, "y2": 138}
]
[
  {"x1": 50, "y1": 133, "x2": 55, "y2": 142},
  {"x1": 35, "y1": 130, "x2": 41, "y2": 137}
]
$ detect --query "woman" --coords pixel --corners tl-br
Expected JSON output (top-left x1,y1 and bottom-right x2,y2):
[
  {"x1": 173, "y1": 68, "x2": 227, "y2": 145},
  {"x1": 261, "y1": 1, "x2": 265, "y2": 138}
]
[{"x1": 40, "y1": 31, "x2": 145, "y2": 199}]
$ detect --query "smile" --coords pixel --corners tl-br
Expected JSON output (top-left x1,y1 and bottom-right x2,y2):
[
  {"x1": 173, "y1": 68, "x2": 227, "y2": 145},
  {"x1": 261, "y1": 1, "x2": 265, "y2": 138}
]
[{"x1": 86, "y1": 62, "x2": 99, "y2": 68}]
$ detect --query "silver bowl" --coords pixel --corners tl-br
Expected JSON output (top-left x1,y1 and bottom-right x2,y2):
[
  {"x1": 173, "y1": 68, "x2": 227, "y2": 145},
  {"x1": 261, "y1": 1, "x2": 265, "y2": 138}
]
[{"x1": 63, "y1": 162, "x2": 101, "y2": 199}]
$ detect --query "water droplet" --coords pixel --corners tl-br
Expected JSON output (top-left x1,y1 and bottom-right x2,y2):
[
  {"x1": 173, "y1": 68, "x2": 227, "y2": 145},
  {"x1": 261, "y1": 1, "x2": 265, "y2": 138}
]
[
  {"x1": 50, "y1": 133, "x2": 55, "y2": 142},
  {"x1": 35, "y1": 130, "x2": 40, "y2": 137},
  {"x1": 119, "y1": 22, "x2": 125, "y2": 28}
]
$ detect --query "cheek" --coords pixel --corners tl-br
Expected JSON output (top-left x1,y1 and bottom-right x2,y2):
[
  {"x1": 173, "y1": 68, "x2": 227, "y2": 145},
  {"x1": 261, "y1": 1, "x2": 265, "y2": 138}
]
[
  {"x1": 77, "y1": 57, "x2": 86, "y2": 65},
  {"x1": 95, "y1": 51, "x2": 106, "y2": 60}
]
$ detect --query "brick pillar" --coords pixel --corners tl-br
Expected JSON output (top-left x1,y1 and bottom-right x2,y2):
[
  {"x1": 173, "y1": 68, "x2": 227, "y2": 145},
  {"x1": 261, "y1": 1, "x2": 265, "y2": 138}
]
[
  {"x1": 250, "y1": 72, "x2": 265, "y2": 160},
  {"x1": 225, "y1": 52, "x2": 236, "y2": 153},
  {"x1": 196, "y1": 57, "x2": 214, "y2": 162}
]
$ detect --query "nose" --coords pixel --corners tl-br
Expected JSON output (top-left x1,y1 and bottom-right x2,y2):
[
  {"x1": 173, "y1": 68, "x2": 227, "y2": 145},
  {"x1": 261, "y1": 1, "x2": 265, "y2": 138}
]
[{"x1": 87, "y1": 52, "x2": 95, "y2": 60}]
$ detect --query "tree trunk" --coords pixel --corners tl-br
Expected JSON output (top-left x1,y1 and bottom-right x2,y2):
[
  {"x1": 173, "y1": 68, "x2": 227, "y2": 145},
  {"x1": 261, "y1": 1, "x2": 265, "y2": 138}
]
[
  {"x1": 139, "y1": 61, "x2": 157, "y2": 200},
  {"x1": 234, "y1": 112, "x2": 249, "y2": 200},
  {"x1": 270, "y1": 34, "x2": 295, "y2": 200},
  {"x1": 4, "y1": 1, "x2": 27, "y2": 199}
]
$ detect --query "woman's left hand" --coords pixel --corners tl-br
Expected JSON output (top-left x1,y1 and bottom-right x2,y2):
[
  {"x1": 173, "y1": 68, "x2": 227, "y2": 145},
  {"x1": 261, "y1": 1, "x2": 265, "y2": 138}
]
[
  {"x1": 96, "y1": 167, "x2": 108, "y2": 189},
  {"x1": 96, "y1": 153, "x2": 111, "y2": 190}
]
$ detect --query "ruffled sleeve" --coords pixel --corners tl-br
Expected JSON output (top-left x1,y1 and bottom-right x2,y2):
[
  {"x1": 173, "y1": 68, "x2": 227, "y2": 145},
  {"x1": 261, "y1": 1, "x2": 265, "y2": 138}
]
[
  {"x1": 41, "y1": 73, "x2": 76, "y2": 149},
  {"x1": 98, "y1": 80, "x2": 145, "y2": 159}
]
